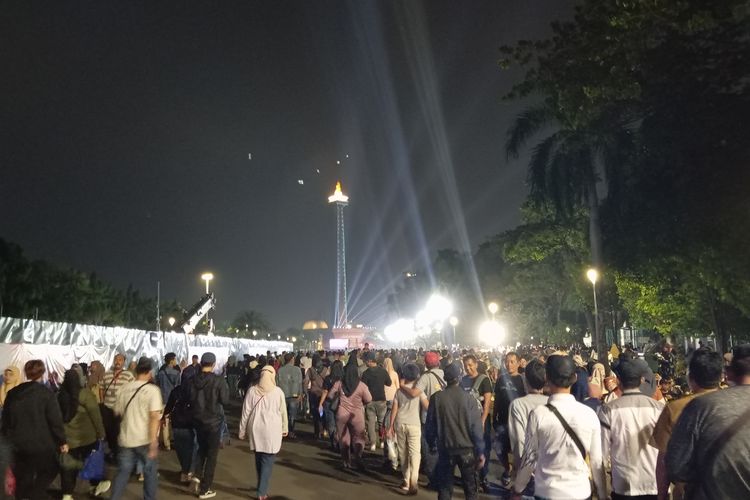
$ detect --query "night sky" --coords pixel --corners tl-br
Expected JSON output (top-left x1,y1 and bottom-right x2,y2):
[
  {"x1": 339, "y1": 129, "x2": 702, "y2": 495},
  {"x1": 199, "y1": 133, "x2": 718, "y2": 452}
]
[{"x1": 1, "y1": 1, "x2": 573, "y2": 330}]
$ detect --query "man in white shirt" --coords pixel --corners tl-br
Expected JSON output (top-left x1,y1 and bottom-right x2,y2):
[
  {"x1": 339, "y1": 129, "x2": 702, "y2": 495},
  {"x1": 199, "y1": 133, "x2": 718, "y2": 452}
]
[
  {"x1": 512, "y1": 355, "x2": 606, "y2": 500},
  {"x1": 507, "y1": 359, "x2": 548, "y2": 496},
  {"x1": 110, "y1": 357, "x2": 163, "y2": 500},
  {"x1": 600, "y1": 358, "x2": 664, "y2": 499}
]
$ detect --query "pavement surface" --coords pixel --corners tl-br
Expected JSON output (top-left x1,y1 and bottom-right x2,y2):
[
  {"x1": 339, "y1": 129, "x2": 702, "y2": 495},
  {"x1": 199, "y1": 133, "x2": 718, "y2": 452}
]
[{"x1": 67, "y1": 400, "x2": 499, "y2": 500}]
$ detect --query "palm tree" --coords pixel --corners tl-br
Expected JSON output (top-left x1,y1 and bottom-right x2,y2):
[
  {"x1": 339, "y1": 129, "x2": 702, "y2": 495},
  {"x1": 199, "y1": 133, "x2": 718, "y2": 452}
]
[
  {"x1": 505, "y1": 102, "x2": 636, "y2": 353},
  {"x1": 232, "y1": 310, "x2": 272, "y2": 338}
]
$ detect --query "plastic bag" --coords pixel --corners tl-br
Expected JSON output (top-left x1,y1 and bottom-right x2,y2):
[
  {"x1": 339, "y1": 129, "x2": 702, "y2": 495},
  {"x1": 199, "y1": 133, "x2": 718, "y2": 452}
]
[
  {"x1": 386, "y1": 436, "x2": 399, "y2": 468},
  {"x1": 79, "y1": 440, "x2": 106, "y2": 481}
]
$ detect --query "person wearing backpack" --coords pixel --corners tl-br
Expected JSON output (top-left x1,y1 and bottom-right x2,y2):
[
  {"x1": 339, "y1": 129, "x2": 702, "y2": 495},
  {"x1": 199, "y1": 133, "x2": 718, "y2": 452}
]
[
  {"x1": 460, "y1": 354, "x2": 493, "y2": 492},
  {"x1": 163, "y1": 364, "x2": 199, "y2": 484},
  {"x1": 58, "y1": 369, "x2": 111, "y2": 500},
  {"x1": 492, "y1": 351, "x2": 526, "y2": 488}
]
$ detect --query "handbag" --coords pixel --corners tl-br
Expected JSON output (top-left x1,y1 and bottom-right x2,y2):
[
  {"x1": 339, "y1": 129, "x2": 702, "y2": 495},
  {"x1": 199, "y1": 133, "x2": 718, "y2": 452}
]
[{"x1": 79, "y1": 440, "x2": 106, "y2": 481}]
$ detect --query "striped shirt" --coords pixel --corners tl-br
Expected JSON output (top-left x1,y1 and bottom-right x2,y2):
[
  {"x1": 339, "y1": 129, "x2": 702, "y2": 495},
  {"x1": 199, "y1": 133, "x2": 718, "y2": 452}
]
[{"x1": 102, "y1": 369, "x2": 135, "y2": 409}]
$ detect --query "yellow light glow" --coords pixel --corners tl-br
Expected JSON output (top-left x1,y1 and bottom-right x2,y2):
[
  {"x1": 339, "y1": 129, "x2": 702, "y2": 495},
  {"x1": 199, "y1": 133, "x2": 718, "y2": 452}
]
[
  {"x1": 586, "y1": 268, "x2": 599, "y2": 285},
  {"x1": 328, "y1": 181, "x2": 349, "y2": 203}
]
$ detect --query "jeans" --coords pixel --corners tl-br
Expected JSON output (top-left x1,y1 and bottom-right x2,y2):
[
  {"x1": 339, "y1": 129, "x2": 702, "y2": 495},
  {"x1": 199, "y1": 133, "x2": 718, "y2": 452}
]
[
  {"x1": 254, "y1": 451, "x2": 276, "y2": 497},
  {"x1": 323, "y1": 400, "x2": 337, "y2": 447},
  {"x1": 110, "y1": 445, "x2": 158, "y2": 500},
  {"x1": 480, "y1": 419, "x2": 492, "y2": 482},
  {"x1": 173, "y1": 427, "x2": 198, "y2": 474},
  {"x1": 435, "y1": 451, "x2": 478, "y2": 500},
  {"x1": 309, "y1": 393, "x2": 323, "y2": 436},
  {"x1": 195, "y1": 426, "x2": 221, "y2": 493},
  {"x1": 13, "y1": 449, "x2": 58, "y2": 500},
  {"x1": 420, "y1": 426, "x2": 438, "y2": 484},
  {"x1": 365, "y1": 400, "x2": 387, "y2": 447},
  {"x1": 285, "y1": 397, "x2": 300, "y2": 434}
]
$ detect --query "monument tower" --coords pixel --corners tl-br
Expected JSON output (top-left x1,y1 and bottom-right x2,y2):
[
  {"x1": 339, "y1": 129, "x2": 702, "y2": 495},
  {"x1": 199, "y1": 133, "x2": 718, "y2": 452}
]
[{"x1": 328, "y1": 181, "x2": 349, "y2": 328}]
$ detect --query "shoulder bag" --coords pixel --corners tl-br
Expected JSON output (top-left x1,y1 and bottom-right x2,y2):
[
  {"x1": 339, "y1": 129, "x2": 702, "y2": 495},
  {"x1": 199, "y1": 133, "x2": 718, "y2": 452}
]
[{"x1": 546, "y1": 403, "x2": 586, "y2": 460}]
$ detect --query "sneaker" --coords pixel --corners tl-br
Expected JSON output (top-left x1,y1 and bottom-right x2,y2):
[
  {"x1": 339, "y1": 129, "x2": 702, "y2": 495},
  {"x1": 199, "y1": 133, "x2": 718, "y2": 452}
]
[
  {"x1": 380, "y1": 441, "x2": 385, "y2": 449},
  {"x1": 189, "y1": 477, "x2": 201, "y2": 494},
  {"x1": 198, "y1": 491, "x2": 217, "y2": 499},
  {"x1": 62, "y1": 495, "x2": 74, "y2": 500},
  {"x1": 138, "y1": 473, "x2": 144, "y2": 482},
  {"x1": 369, "y1": 444, "x2": 376, "y2": 452},
  {"x1": 94, "y1": 480, "x2": 112, "y2": 497},
  {"x1": 180, "y1": 472, "x2": 193, "y2": 483},
  {"x1": 501, "y1": 472, "x2": 512, "y2": 488}
]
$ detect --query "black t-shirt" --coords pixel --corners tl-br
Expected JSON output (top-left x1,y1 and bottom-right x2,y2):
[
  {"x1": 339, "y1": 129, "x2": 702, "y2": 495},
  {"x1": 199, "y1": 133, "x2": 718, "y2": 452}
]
[
  {"x1": 460, "y1": 374, "x2": 494, "y2": 401},
  {"x1": 360, "y1": 366, "x2": 392, "y2": 401},
  {"x1": 493, "y1": 373, "x2": 526, "y2": 426}
]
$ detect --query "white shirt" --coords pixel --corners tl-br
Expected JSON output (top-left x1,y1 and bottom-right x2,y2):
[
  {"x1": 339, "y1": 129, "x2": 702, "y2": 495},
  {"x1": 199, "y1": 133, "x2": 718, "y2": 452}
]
[
  {"x1": 515, "y1": 393, "x2": 606, "y2": 500},
  {"x1": 239, "y1": 386, "x2": 288, "y2": 454},
  {"x1": 114, "y1": 381, "x2": 163, "y2": 448},
  {"x1": 599, "y1": 389, "x2": 664, "y2": 496},
  {"x1": 508, "y1": 393, "x2": 549, "y2": 472}
]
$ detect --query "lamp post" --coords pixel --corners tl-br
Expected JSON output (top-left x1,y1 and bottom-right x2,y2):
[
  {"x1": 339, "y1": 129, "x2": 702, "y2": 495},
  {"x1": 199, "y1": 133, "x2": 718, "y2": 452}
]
[
  {"x1": 201, "y1": 272, "x2": 214, "y2": 294},
  {"x1": 168, "y1": 317, "x2": 176, "y2": 330},
  {"x1": 449, "y1": 316, "x2": 458, "y2": 345},
  {"x1": 586, "y1": 268, "x2": 599, "y2": 355},
  {"x1": 488, "y1": 302, "x2": 499, "y2": 320}
]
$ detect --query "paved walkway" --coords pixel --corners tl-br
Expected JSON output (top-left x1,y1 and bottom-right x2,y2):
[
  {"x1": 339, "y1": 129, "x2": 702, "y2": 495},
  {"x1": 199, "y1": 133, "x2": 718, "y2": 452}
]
[{"x1": 82, "y1": 401, "x2": 498, "y2": 499}]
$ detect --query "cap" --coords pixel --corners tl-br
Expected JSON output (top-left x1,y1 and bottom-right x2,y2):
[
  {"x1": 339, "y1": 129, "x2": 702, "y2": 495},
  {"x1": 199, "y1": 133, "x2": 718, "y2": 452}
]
[
  {"x1": 201, "y1": 352, "x2": 216, "y2": 365},
  {"x1": 443, "y1": 361, "x2": 462, "y2": 383},
  {"x1": 424, "y1": 351, "x2": 440, "y2": 368}
]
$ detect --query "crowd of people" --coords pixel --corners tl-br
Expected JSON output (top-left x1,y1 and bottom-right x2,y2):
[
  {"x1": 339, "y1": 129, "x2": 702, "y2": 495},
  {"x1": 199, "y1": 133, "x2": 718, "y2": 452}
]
[{"x1": 0, "y1": 339, "x2": 747, "y2": 500}]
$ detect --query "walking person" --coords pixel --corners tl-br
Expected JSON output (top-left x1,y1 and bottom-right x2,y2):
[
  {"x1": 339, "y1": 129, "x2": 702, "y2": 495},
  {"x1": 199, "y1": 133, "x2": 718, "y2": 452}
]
[
  {"x1": 58, "y1": 369, "x2": 111, "y2": 500},
  {"x1": 155, "y1": 352, "x2": 180, "y2": 451},
  {"x1": 109, "y1": 357, "x2": 163, "y2": 500},
  {"x1": 383, "y1": 356, "x2": 400, "y2": 469},
  {"x1": 361, "y1": 351, "x2": 392, "y2": 451},
  {"x1": 276, "y1": 353, "x2": 303, "y2": 439},
  {"x1": 1, "y1": 360, "x2": 68, "y2": 500},
  {"x1": 100, "y1": 353, "x2": 135, "y2": 460},
  {"x1": 327, "y1": 354, "x2": 372, "y2": 470},
  {"x1": 164, "y1": 364, "x2": 199, "y2": 484},
  {"x1": 511, "y1": 355, "x2": 606, "y2": 500},
  {"x1": 388, "y1": 363, "x2": 426, "y2": 496},
  {"x1": 304, "y1": 354, "x2": 327, "y2": 440},
  {"x1": 318, "y1": 360, "x2": 344, "y2": 450},
  {"x1": 493, "y1": 351, "x2": 526, "y2": 488},
  {"x1": 425, "y1": 361, "x2": 485, "y2": 500},
  {"x1": 0, "y1": 366, "x2": 21, "y2": 417},
  {"x1": 460, "y1": 354, "x2": 493, "y2": 492},
  {"x1": 188, "y1": 352, "x2": 229, "y2": 499},
  {"x1": 239, "y1": 365, "x2": 288, "y2": 500},
  {"x1": 599, "y1": 358, "x2": 665, "y2": 500}
]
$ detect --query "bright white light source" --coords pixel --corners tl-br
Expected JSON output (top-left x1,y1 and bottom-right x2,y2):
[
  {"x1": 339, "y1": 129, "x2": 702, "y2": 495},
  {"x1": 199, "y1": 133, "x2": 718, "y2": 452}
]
[
  {"x1": 298, "y1": 179, "x2": 304, "y2": 185},
  {"x1": 586, "y1": 268, "x2": 599, "y2": 285},
  {"x1": 479, "y1": 320, "x2": 506, "y2": 346},
  {"x1": 488, "y1": 302, "x2": 499, "y2": 315},
  {"x1": 424, "y1": 294, "x2": 453, "y2": 322},
  {"x1": 449, "y1": 316, "x2": 459, "y2": 327},
  {"x1": 384, "y1": 319, "x2": 414, "y2": 343}
]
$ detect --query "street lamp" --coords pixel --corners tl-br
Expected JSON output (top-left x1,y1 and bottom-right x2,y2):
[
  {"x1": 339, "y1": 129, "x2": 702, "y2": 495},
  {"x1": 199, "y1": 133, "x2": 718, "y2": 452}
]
[
  {"x1": 201, "y1": 272, "x2": 214, "y2": 294},
  {"x1": 449, "y1": 316, "x2": 458, "y2": 345},
  {"x1": 168, "y1": 317, "x2": 176, "y2": 329},
  {"x1": 587, "y1": 268, "x2": 599, "y2": 354},
  {"x1": 252, "y1": 330, "x2": 258, "y2": 337},
  {"x1": 479, "y1": 320, "x2": 506, "y2": 347},
  {"x1": 488, "y1": 302, "x2": 499, "y2": 319}
]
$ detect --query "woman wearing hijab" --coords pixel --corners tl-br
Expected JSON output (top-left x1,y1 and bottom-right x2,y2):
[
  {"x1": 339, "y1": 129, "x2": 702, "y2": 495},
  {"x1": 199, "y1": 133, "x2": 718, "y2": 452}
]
[
  {"x1": 87, "y1": 361, "x2": 106, "y2": 404},
  {"x1": 327, "y1": 352, "x2": 372, "y2": 470},
  {"x1": 0, "y1": 366, "x2": 21, "y2": 412},
  {"x1": 305, "y1": 354, "x2": 328, "y2": 440},
  {"x1": 239, "y1": 365, "x2": 288, "y2": 500},
  {"x1": 319, "y1": 360, "x2": 344, "y2": 450},
  {"x1": 58, "y1": 369, "x2": 111, "y2": 499}
]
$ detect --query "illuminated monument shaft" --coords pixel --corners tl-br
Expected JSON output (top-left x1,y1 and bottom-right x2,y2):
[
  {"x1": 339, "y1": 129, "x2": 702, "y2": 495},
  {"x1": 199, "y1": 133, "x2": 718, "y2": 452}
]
[{"x1": 328, "y1": 182, "x2": 349, "y2": 328}]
